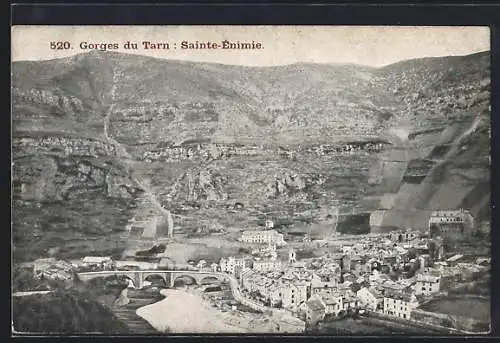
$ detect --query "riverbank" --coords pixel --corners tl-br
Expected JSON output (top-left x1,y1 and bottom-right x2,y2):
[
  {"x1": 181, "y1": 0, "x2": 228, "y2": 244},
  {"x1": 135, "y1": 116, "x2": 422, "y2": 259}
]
[
  {"x1": 110, "y1": 288, "x2": 164, "y2": 334},
  {"x1": 136, "y1": 287, "x2": 305, "y2": 334},
  {"x1": 136, "y1": 288, "x2": 245, "y2": 333}
]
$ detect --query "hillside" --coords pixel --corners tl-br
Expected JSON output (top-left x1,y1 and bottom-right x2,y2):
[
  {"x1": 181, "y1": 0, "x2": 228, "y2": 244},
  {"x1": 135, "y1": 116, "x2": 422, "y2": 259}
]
[
  {"x1": 11, "y1": 50, "x2": 490, "y2": 261},
  {"x1": 366, "y1": 52, "x2": 491, "y2": 232}
]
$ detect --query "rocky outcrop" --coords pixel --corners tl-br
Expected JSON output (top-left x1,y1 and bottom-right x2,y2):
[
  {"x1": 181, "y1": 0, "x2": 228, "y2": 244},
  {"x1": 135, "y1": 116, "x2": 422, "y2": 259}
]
[
  {"x1": 113, "y1": 288, "x2": 130, "y2": 307},
  {"x1": 13, "y1": 154, "x2": 135, "y2": 202},
  {"x1": 267, "y1": 172, "x2": 306, "y2": 198},
  {"x1": 141, "y1": 142, "x2": 387, "y2": 163},
  {"x1": 13, "y1": 136, "x2": 116, "y2": 158},
  {"x1": 12, "y1": 88, "x2": 86, "y2": 117},
  {"x1": 12, "y1": 50, "x2": 491, "y2": 242},
  {"x1": 362, "y1": 52, "x2": 491, "y2": 234},
  {"x1": 106, "y1": 174, "x2": 138, "y2": 199},
  {"x1": 368, "y1": 116, "x2": 490, "y2": 233},
  {"x1": 171, "y1": 169, "x2": 230, "y2": 202},
  {"x1": 113, "y1": 101, "x2": 218, "y2": 123}
]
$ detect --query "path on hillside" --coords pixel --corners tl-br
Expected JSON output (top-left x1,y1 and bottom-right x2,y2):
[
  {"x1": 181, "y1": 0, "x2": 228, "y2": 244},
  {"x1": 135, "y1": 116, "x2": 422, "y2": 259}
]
[
  {"x1": 102, "y1": 67, "x2": 176, "y2": 233},
  {"x1": 102, "y1": 66, "x2": 226, "y2": 225}
]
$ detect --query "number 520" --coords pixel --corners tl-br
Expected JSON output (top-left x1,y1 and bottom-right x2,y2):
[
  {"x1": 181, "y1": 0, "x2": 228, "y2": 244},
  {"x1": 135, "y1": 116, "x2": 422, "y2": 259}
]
[{"x1": 50, "y1": 41, "x2": 71, "y2": 50}]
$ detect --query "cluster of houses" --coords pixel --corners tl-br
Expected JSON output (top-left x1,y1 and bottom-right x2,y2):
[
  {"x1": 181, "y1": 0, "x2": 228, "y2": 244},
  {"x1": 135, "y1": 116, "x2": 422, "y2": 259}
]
[
  {"x1": 26, "y1": 207, "x2": 487, "y2": 329},
  {"x1": 209, "y1": 219, "x2": 489, "y2": 326},
  {"x1": 31, "y1": 255, "x2": 116, "y2": 282},
  {"x1": 32, "y1": 258, "x2": 74, "y2": 281}
]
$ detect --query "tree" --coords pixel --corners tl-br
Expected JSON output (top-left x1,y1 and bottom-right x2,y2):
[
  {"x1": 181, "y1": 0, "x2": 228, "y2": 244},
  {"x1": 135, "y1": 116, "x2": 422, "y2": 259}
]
[{"x1": 430, "y1": 224, "x2": 439, "y2": 238}]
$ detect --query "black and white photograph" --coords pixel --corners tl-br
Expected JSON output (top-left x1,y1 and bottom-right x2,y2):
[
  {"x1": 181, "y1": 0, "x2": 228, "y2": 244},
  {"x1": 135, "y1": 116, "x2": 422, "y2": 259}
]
[{"x1": 11, "y1": 25, "x2": 491, "y2": 335}]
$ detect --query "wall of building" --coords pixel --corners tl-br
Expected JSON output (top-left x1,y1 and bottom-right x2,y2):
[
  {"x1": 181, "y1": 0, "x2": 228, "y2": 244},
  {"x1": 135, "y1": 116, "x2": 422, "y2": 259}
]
[
  {"x1": 383, "y1": 297, "x2": 415, "y2": 320},
  {"x1": 415, "y1": 279, "x2": 440, "y2": 295}
]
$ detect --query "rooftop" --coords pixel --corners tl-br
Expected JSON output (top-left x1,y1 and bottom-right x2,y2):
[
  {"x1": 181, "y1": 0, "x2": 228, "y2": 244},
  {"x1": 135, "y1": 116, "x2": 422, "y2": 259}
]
[
  {"x1": 81, "y1": 256, "x2": 113, "y2": 263},
  {"x1": 416, "y1": 274, "x2": 440, "y2": 282},
  {"x1": 446, "y1": 254, "x2": 464, "y2": 262}
]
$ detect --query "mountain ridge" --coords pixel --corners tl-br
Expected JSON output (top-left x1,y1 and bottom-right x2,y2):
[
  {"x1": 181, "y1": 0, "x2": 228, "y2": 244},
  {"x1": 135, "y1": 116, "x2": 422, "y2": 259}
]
[{"x1": 11, "y1": 50, "x2": 491, "y2": 262}]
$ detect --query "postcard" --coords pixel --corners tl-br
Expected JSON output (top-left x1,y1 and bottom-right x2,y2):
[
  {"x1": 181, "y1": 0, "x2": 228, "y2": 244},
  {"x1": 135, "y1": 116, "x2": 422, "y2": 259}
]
[{"x1": 11, "y1": 25, "x2": 491, "y2": 335}]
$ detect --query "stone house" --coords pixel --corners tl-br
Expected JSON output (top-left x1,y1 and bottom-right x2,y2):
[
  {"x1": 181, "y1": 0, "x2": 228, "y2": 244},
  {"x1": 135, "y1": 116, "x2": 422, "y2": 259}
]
[{"x1": 357, "y1": 287, "x2": 384, "y2": 312}]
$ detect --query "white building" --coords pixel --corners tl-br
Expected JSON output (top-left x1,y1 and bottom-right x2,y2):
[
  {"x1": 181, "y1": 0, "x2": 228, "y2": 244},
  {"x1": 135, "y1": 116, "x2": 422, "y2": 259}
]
[
  {"x1": 219, "y1": 256, "x2": 250, "y2": 274},
  {"x1": 414, "y1": 273, "x2": 441, "y2": 295},
  {"x1": 308, "y1": 293, "x2": 343, "y2": 317},
  {"x1": 240, "y1": 229, "x2": 286, "y2": 246},
  {"x1": 357, "y1": 287, "x2": 383, "y2": 312},
  {"x1": 383, "y1": 291, "x2": 419, "y2": 320},
  {"x1": 278, "y1": 280, "x2": 309, "y2": 312},
  {"x1": 429, "y1": 209, "x2": 475, "y2": 238},
  {"x1": 81, "y1": 256, "x2": 114, "y2": 269}
]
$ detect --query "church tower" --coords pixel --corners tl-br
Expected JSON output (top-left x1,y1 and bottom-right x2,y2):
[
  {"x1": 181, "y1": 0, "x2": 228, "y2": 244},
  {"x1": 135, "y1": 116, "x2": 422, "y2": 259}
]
[
  {"x1": 167, "y1": 211, "x2": 174, "y2": 238},
  {"x1": 288, "y1": 248, "x2": 296, "y2": 264}
]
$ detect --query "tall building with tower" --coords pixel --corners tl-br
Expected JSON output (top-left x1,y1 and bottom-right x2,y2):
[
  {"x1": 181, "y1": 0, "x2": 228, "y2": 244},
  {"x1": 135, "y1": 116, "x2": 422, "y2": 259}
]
[
  {"x1": 289, "y1": 248, "x2": 297, "y2": 264},
  {"x1": 166, "y1": 211, "x2": 174, "y2": 238}
]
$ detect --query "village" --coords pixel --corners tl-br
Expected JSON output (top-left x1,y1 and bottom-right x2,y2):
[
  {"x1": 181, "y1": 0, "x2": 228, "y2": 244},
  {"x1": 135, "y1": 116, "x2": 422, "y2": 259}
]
[{"x1": 27, "y1": 207, "x2": 490, "y2": 333}]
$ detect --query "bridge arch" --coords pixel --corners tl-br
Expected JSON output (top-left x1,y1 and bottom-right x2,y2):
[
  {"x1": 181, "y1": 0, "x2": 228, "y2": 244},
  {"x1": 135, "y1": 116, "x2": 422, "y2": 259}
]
[
  {"x1": 117, "y1": 272, "x2": 142, "y2": 288},
  {"x1": 173, "y1": 274, "x2": 198, "y2": 287},
  {"x1": 121, "y1": 275, "x2": 138, "y2": 288},
  {"x1": 199, "y1": 275, "x2": 221, "y2": 285},
  {"x1": 143, "y1": 273, "x2": 167, "y2": 287}
]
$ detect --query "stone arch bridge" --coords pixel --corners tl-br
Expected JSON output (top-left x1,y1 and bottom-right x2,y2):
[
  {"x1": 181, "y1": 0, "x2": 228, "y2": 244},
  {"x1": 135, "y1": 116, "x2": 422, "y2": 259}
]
[{"x1": 76, "y1": 270, "x2": 229, "y2": 289}]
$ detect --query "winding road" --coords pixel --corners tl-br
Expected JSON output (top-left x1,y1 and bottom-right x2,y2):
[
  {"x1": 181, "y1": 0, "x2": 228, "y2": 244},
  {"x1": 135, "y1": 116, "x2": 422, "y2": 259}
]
[{"x1": 102, "y1": 67, "x2": 175, "y2": 233}]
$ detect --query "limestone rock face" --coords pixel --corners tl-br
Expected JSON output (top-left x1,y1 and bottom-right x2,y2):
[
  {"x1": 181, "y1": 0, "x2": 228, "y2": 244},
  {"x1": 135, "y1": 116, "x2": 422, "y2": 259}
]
[
  {"x1": 183, "y1": 170, "x2": 229, "y2": 202},
  {"x1": 12, "y1": 50, "x2": 491, "y2": 261}
]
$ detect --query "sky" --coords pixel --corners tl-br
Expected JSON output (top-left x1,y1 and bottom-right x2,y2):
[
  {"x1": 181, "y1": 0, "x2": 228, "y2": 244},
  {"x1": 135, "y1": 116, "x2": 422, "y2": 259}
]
[{"x1": 11, "y1": 26, "x2": 490, "y2": 67}]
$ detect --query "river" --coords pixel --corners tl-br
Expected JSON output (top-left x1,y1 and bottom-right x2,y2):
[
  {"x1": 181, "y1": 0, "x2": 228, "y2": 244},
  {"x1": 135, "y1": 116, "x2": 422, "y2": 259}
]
[
  {"x1": 135, "y1": 287, "x2": 305, "y2": 334},
  {"x1": 136, "y1": 288, "x2": 245, "y2": 333}
]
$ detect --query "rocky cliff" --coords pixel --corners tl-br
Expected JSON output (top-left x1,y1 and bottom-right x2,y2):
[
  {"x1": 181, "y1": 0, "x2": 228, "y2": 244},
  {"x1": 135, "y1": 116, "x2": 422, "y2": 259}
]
[
  {"x1": 365, "y1": 52, "x2": 490, "y2": 232},
  {"x1": 11, "y1": 50, "x2": 491, "y2": 261}
]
